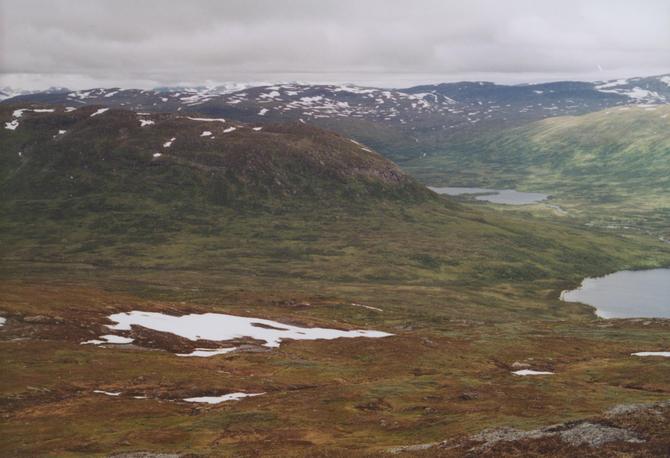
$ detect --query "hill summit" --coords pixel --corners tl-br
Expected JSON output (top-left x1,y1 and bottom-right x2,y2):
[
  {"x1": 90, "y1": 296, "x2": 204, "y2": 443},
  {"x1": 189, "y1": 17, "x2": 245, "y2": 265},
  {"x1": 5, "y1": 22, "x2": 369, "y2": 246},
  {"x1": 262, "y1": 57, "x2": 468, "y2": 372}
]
[{"x1": 1, "y1": 104, "x2": 432, "y2": 208}]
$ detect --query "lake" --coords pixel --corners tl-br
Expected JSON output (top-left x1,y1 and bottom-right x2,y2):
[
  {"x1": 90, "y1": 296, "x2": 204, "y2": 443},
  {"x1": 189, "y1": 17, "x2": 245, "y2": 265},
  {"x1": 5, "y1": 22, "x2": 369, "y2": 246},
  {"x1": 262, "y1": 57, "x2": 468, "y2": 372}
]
[
  {"x1": 561, "y1": 268, "x2": 670, "y2": 318},
  {"x1": 429, "y1": 186, "x2": 549, "y2": 205}
]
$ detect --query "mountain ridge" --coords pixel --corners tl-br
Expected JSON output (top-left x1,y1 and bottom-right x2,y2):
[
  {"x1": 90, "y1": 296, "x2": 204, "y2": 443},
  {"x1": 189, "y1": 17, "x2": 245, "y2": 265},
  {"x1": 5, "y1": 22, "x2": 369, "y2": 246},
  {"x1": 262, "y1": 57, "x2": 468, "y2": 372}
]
[{"x1": 4, "y1": 73, "x2": 668, "y2": 161}]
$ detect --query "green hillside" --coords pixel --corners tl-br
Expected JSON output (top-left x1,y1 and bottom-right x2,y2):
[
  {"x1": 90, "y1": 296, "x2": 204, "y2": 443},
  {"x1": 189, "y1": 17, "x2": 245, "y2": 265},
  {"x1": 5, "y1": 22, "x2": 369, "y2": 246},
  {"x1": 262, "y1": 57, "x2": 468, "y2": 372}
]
[
  {"x1": 0, "y1": 105, "x2": 429, "y2": 207},
  {"x1": 2, "y1": 104, "x2": 665, "y2": 292},
  {"x1": 405, "y1": 105, "x2": 670, "y2": 237},
  {"x1": 2, "y1": 104, "x2": 670, "y2": 456}
]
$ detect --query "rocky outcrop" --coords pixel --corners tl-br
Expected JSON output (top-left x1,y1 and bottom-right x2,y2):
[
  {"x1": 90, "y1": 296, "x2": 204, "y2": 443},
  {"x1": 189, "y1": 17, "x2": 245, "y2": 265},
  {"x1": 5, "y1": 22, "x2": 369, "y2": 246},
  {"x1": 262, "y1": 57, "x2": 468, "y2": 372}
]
[{"x1": 389, "y1": 400, "x2": 670, "y2": 455}]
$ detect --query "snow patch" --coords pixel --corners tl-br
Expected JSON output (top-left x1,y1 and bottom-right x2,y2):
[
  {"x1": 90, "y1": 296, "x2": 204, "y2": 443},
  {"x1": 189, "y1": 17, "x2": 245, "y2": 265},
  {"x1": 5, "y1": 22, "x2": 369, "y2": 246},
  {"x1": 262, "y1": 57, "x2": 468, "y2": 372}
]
[
  {"x1": 6, "y1": 108, "x2": 56, "y2": 130},
  {"x1": 632, "y1": 352, "x2": 670, "y2": 357},
  {"x1": 595, "y1": 79, "x2": 629, "y2": 90},
  {"x1": 163, "y1": 137, "x2": 176, "y2": 147},
  {"x1": 106, "y1": 311, "x2": 392, "y2": 350},
  {"x1": 200, "y1": 131, "x2": 212, "y2": 137},
  {"x1": 512, "y1": 369, "x2": 554, "y2": 376},
  {"x1": 352, "y1": 303, "x2": 383, "y2": 312},
  {"x1": 177, "y1": 347, "x2": 238, "y2": 357},
  {"x1": 93, "y1": 390, "x2": 122, "y2": 396},
  {"x1": 82, "y1": 334, "x2": 134, "y2": 345},
  {"x1": 186, "y1": 117, "x2": 226, "y2": 123},
  {"x1": 90, "y1": 108, "x2": 109, "y2": 117},
  {"x1": 4, "y1": 120, "x2": 19, "y2": 130},
  {"x1": 183, "y1": 392, "x2": 264, "y2": 404}
]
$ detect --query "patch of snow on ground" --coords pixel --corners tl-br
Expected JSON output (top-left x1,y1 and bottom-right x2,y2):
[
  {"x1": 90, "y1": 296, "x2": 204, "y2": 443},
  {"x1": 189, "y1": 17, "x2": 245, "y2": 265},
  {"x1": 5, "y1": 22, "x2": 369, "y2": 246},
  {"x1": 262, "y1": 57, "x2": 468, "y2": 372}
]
[
  {"x1": 352, "y1": 303, "x2": 383, "y2": 312},
  {"x1": 632, "y1": 352, "x2": 670, "y2": 357},
  {"x1": 200, "y1": 131, "x2": 212, "y2": 137},
  {"x1": 106, "y1": 311, "x2": 392, "y2": 349},
  {"x1": 139, "y1": 119, "x2": 155, "y2": 127},
  {"x1": 4, "y1": 108, "x2": 53, "y2": 129},
  {"x1": 5, "y1": 120, "x2": 19, "y2": 130},
  {"x1": 90, "y1": 108, "x2": 109, "y2": 117},
  {"x1": 177, "y1": 347, "x2": 238, "y2": 357},
  {"x1": 659, "y1": 76, "x2": 670, "y2": 86},
  {"x1": 512, "y1": 369, "x2": 554, "y2": 376},
  {"x1": 596, "y1": 84, "x2": 663, "y2": 103},
  {"x1": 93, "y1": 390, "x2": 122, "y2": 396},
  {"x1": 595, "y1": 79, "x2": 629, "y2": 90},
  {"x1": 258, "y1": 108, "x2": 269, "y2": 116},
  {"x1": 58, "y1": 130, "x2": 67, "y2": 135},
  {"x1": 252, "y1": 127, "x2": 263, "y2": 131},
  {"x1": 626, "y1": 87, "x2": 661, "y2": 101},
  {"x1": 223, "y1": 127, "x2": 236, "y2": 133},
  {"x1": 259, "y1": 90, "x2": 280, "y2": 99},
  {"x1": 183, "y1": 392, "x2": 265, "y2": 404},
  {"x1": 186, "y1": 117, "x2": 226, "y2": 123},
  {"x1": 82, "y1": 334, "x2": 134, "y2": 345},
  {"x1": 65, "y1": 107, "x2": 76, "y2": 112},
  {"x1": 0, "y1": 317, "x2": 5, "y2": 326},
  {"x1": 163, "y1": 137, "x2": 176, "y2": 147},
  {"x1": 300, "y1": 96, "x2": 323, "y2": 104},
  {"x1": 153, "y1": 153, "x2": 162, "y2": 158}
]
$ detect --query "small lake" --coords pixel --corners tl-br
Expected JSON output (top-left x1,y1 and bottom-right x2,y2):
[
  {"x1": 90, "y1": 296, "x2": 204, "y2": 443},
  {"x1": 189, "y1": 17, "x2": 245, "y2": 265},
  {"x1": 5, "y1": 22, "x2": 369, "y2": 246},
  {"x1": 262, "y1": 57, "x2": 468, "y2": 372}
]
[
  {"x1": 429, "y1": 186, "x2": 548, "y2": 205},
  {"x1": 561, "y1": 269, "x2": 670, "y2": 318}
]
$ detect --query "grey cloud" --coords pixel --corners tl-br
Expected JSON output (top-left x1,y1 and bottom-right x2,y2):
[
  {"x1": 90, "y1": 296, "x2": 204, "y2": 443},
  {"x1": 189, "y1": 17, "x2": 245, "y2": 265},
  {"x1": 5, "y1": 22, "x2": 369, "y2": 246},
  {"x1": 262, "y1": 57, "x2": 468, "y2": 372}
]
[{"x1": 1, "y1": 0, "x2": 669, "y2": 89}]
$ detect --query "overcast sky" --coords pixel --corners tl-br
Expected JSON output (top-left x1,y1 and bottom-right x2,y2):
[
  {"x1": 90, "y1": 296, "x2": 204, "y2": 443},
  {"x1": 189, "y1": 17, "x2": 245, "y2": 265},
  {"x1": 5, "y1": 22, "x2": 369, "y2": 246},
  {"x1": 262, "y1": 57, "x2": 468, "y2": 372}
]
[{"x1": 1, "y1": 0, "x2": 670, "y2": 90}]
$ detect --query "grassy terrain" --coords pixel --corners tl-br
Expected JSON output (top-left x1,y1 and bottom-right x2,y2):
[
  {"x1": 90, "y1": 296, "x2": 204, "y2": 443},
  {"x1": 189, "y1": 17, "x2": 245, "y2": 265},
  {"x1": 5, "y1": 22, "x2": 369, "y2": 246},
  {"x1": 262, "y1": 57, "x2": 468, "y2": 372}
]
[
  {"x1": 403, "y1": 104, "x2": 670, "y2": 239},
  {"x1": 1, "y1": 105, "x2": 670, "y2": 456}
]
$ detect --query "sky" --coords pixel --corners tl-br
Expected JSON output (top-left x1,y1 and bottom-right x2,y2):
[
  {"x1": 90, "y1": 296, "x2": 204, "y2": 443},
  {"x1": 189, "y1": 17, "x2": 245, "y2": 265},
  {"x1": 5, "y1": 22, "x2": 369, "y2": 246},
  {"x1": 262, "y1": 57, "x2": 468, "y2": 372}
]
[{"x1": 1, "y1": 0, "x2": 670, "y2": 90}]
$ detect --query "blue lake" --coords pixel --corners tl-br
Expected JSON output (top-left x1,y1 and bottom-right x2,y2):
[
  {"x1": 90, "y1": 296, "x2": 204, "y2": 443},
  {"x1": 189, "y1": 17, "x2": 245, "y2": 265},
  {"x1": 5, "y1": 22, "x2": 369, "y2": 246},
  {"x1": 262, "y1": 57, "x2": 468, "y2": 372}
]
[
  {"x1": 561, "y1": 269, "x2": 670, "y2": 319},
  {"x1": 429, "y1": 186, "x2": 549, "y2": 205}
]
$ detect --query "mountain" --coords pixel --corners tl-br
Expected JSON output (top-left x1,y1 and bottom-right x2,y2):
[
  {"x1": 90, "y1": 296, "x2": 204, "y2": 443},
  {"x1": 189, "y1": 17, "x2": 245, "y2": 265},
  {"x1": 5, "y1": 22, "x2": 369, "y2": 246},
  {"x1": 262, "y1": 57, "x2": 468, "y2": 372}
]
[
  {"x1": 4, "y1": 74, "x2": 669, "y2": 161},
  {"x1": 0, "y1": 86, "x2": 69, "y2": 101},
  {"x1": 3, "y1": 101, "x2": 662, "y2": 277},
  {"x1": 3, "y1": 100, "x2": 670, "y2": 458},
  {"x1": 591, "y1": 74, "x2": 670, "y2": 103},
  {"x1": 1, "y1": 104, "x2": 430, "y2": 208}
]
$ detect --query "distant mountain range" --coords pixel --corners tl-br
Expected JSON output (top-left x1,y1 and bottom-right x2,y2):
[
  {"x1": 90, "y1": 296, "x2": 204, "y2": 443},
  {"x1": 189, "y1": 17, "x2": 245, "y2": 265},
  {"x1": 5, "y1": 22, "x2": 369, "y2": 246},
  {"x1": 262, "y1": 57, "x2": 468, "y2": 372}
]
[{"x1": 4, "y1": 74, "x2": 669, "y2": 161}]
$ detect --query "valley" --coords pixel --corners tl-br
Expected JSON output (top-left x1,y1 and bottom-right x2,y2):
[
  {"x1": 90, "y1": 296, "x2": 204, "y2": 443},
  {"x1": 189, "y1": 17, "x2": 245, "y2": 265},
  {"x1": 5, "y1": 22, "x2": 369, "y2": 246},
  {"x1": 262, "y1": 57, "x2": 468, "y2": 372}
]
[
  {"x1": 405, "y1": 103, "x2": 670, "y2": 241},
  {"x1": 1, "y1": 80, "x2": 670, "y2": 457},
  {"x1": 4, "y1": 2, "x2": 670, "y2": 456}
]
